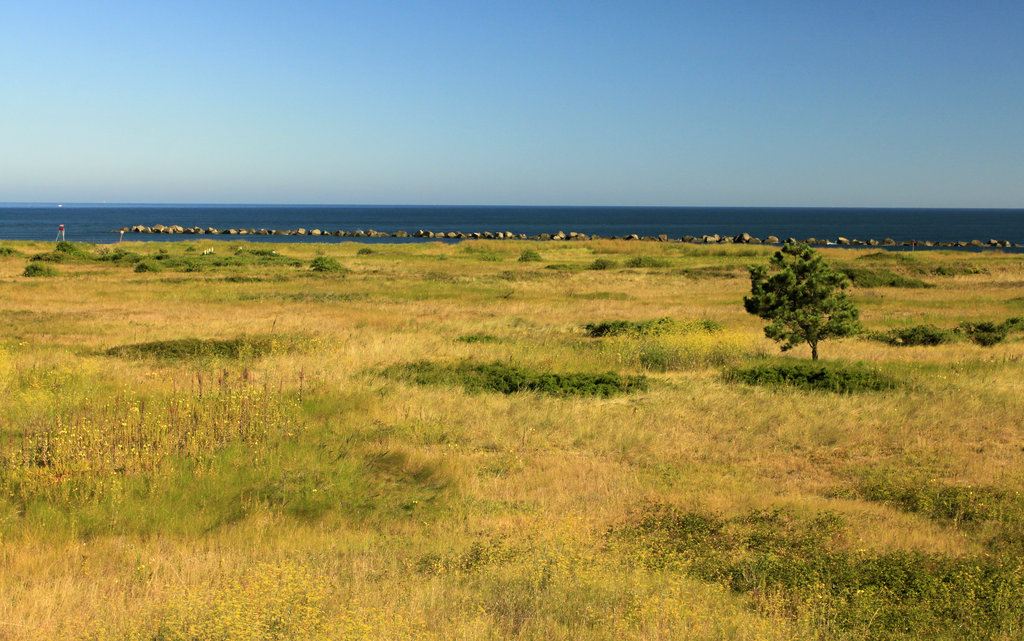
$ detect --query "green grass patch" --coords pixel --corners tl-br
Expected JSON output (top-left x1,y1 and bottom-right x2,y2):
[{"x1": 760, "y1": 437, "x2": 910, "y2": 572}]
[
  {"x1": 238, "y1": 292, "x2": 367, "y2": 303},
  {"x1": 518, "y1": 248, "x2": 542, "y2": 262},
  {"x1": 106, "y1": 335, "x2": 291, "y2": 361},
  {"x1": 544, "y1": 263, "x2": 584, "y2": 271},
  {"x1": 585, "y1": 317, "x2": 724, "y2": 338},
  {"x1": 456, "y1": 334, "x2": 501, "y2": 344},
  {"x1": 674, "y1": 265, "x2": 742, "y2": 279},
  {"x1": 587, "y1": 257, "x2": 617, "y2": 270},
  {"x1": 856, "y1": 251, "x2": 918, "y2": 263},
  {"x1": 726, "y1": 361, "x2": 898, "y2": 393},
  {"x1": 618, "y1": 503, "x2": 1024, "y2": 641},
  {"x1": 841, "y1": 267, "x2": 930, "y2": 288},
  {"x1": 383, "y1": 360, "x2": 648, "y2": 397},
  {"x1": 839, "y1": 267, "x2": 933, "y2": 288},
  {"x1": 867, "y1": 324, "x2": 958, "y2": 346},
  {"x1": 22, "y1": 263, "x2": 59, "y2": 277},
  {"x1": 568, "y1": 291, "x2": 630, "y2": 300},
  {"x1": 931, "y1": 264, "x2": 985, "y2": 276},
  {"x1": 838, "y1": 470, "x2": 1024, "y2": 530},
  {"x1": 134, "y1": 260, "x2": 164, "y2": 273},
  {"x1": 356, "y1": 247, "x2": 376, "y2": 255},
  {"x1": 624, "y1": 255, "x2": 672, "y2": 268},
  {"x1": 0, "y1": 246, "x2": 21, "y2": 257}
]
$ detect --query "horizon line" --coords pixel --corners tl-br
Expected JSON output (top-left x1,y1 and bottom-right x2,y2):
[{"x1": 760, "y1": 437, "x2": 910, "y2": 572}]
[{"x1": 2, "y1": 201, "x2": 1023, "y2": 211}]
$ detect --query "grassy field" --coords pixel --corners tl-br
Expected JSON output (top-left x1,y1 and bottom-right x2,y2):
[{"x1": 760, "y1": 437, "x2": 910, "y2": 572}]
[{"x1": 1, "y1": 239, "x2": 1023, "y2": 640}]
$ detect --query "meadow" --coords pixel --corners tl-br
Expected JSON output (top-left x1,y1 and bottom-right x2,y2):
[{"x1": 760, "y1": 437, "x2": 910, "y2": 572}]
[{"x1": 1, "y1": 239, "x2": 1023, "y2": 640}]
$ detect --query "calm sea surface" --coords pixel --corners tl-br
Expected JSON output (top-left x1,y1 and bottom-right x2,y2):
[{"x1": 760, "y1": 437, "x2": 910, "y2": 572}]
[{"x1": 2, "y1": 204, "x2": 1024, "y2": 246}]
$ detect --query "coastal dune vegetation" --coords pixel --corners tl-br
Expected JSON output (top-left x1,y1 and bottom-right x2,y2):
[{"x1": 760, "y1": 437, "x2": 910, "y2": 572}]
[{"x1": 1, "y1": 239, "x2": 1023, "y2": 640}]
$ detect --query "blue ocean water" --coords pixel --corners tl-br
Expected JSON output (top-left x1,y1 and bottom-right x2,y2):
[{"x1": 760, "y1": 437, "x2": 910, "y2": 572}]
[{"x1": 1, "y1": 204, "x2": 1023, "y2": 246}]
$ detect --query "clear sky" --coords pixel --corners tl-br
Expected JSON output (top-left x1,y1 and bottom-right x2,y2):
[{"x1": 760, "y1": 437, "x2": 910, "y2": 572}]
[{"x1": 1, "y1": 1, "x2": 1022, "y2": 207}]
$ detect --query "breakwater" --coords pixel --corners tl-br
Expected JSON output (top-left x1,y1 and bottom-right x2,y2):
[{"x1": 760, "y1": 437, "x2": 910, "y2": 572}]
[{"x1": 121, "y1": 224, "x2": 1020, "y2": 248}]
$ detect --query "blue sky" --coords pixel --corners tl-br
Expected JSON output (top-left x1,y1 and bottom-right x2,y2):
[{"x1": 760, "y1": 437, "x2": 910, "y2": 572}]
[{"x1": 1, "y1": 1, "x2": 1022, "y2": 206}]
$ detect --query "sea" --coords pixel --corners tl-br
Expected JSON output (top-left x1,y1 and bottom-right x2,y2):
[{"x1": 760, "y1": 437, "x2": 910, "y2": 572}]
[{"x1": 2, "y1": 204, "x2": 1024, "y2": 248}]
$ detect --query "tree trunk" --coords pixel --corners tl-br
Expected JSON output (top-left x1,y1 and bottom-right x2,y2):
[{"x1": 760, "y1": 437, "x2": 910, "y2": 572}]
[{"x1": 811, "y1": 343, "x2": 818, "y2": 360}]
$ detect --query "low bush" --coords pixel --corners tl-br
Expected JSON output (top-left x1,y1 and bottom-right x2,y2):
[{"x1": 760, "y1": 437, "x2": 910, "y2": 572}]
[
  {"x1": 958, "y1": 321, "x2": 1008, "y2": 346},
  {"x1": 107, "y1": 335, "x2": 286, "y2": 360},
  {"x1": 383, "y1": 360, "x2": 647, "y2": 397},
  {"x1": 23, "y1": 263, "x2": 59, "y2": 277},
  {"x1": 625, "y1": 256, "x2": 672, "y2": 268},
  {"x1": 96, "y1": 248, "x2": 143, "y2": 264},
  {"x1": 585, "y1": 317, "x2": 723, "y2": 338},
  {"x1": 587, "y1": 257, "x2": 617, "y2": 270},
  {"x1": 518, "y1": 249, "x2": 542, "y2": 262},
  {"x1": 356, "y1": 247, "x2": 376, "y2": 255},
  {"x1": 0, "y1": 246, "x2": 20, "y2": 257},
  {"x1": 544, "y1": 263, "x2": 584, "y2": 271},
  {"x1": 869, "y1": 324, "x2": 957, "y2": 346},
  {"x1": 309, "y1": 256, "x2": 345, "y2": 272},
  {"x1": 30, "y1": 242, "x2": 94, "y2": 264},
  {"x1": 839, "y1": 267, "x2": 933, "y2": 288},
  {"x1": 726, "y1": 361, "x2": 898, "y2": 393},
  {"x1": 134, "y1": 260, "x2": 163, "y2": 273}
]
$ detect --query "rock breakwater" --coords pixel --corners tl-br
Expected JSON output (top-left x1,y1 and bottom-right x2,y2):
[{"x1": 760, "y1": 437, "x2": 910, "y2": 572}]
[{"x1": 120, "y1": 225, "x2": 1019, "y2": 248}]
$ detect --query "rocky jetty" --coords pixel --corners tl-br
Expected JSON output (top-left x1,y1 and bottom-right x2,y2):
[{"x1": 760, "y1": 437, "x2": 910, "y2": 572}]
[{"x1": 119, "y1": 225, "x2": 1019, "y2": 248}]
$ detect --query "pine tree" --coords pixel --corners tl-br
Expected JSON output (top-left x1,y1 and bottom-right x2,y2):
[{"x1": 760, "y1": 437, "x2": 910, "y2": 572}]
[{"x1": 744, "y1": 244, "x2": 860, "y2": 360}]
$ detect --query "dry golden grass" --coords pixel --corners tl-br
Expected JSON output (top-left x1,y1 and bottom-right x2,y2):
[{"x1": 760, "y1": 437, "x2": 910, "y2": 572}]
[{"x1": 1, "y1": 239, "x2": 1024, "y2": 639}]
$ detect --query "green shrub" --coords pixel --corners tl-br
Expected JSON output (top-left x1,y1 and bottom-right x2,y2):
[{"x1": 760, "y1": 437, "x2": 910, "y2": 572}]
[
  {"x1": 30, "y1": 242, "x2": 93, "y2": 264},
  {"x1": 1001, "y1": 317, "x2": 1024, "y2": 333},
  {"x1": 958, "y1": 321, "x2": 1008, "y2": 346},
  {"x1": 134, "y1": 261, "x2": 163, "y2": 273},
  {"x1": 624, "y1": 256, "x2": 672, "y2": 268},
  {"x1": 726, "y1": 361, "x2": 898, "y2": 393},
  {"x1": 309, "y1": 256, "x2": 345, "y2": 272},
  {"x1": 0, "y1": 246, "x2": 19, "y2": 257},
  {"x1": 587, "y1": 258, "x2": 617, "y2": 270},
  {"x1": 584, "y1": 317, "x2": 723, "y2": 338},
  {"x1": 544, "y1": 263, "x2": 583, "y2": 271},
  {"x1": 383, "y1": 361, "x2": 647, "y2": 397},
  {"x1": 107, "y1": 336, "x2": 285, "y2": 360},
  {"x1": 54, "y1": 241, "x2": 91, "y2": 257},
  {"x1": 96, "y1": 248, "x2": 143, "y2": 264},
  {"x1": 518, "y1": 249, "x2": 542, "y2": 262},
  {"x1": 869, "y1": 324, "x2": 957, "y2": 346},
  {"x1": 356, "y1": 247, "x2": 375, "y2": 255},
  {"x1": 23, "y1": 263, "x2": 59, "y2": 277},
  {"x1": 839, "y1": 267, "x2": 933, "y2": 288}
]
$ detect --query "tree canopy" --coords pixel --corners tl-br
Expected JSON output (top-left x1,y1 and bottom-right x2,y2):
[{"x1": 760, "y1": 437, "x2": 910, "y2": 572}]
[{"x1": 744, "y1": 244, "x2": 860, "y2": 360}]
